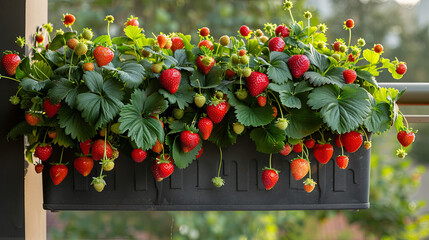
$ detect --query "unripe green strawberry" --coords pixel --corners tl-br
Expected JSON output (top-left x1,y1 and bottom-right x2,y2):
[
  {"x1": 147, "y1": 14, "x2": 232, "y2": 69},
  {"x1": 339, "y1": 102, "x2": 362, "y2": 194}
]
[
  {"x1": 260, "y1": 36, "x2": 268, "y2": 43},
  {"x1": 317, "y1": 41, "x2": 325, "y2": 49},
  {"x1": 74, "y1": 42, "x2": 88, "y2": 56},
  {"x1": 243, "y1": 68, "x2": 252, "y2": 78},
  {"x1": 396, "y1": 148, "x2": 407, "y2": 159},
  {"x1": 231, "y1": 54, "x2": 239, "y2": 65},
  {"x1": 233, "y1": 122, "x2": 245, "y2": 135},
  {"x1": 235, "y1": 88, "x2": 248, "y2": 100},
  {"x1": 255, "y1": 29, "x2": 263, "y2": 37},
  {"x1": 141, "y1": 49, "x2": 151, "y2": 58},
  {"x1": 110, "y1": 122, "x2": 121, "y2": 134},
  {"x1": 215, "y1": 91, "x2": 224, "y2": 99},
  {"x1": 152, "y1": 63, "x2": 163, "y2": 73},
  {"x1": 332, "y1": 54, "x2": 340, "y2": 62},
  {"x1": 212, "y1": 176, "x2": 225, "y2": 188},
  {"x1": 275, "y1": 118, "x2": 289, "y2": 130},
  {"x1": 103, "y1": 160, "x2": 115, "y2": 171},
  {"x1": 194, "y1": 94, "x2": 206, "y2": 108},
  {"x1": 82, "y1": 28, "x2": 93, "y2": 40},
  {"x1": 91, "y1": 177, "x2": 106, "y2": 192},
  {"x1": 219, "y1": 35, "x2": 230, "y2": 46},
  {"x1": 173, "y1": 108, "x2": 184, "y2": 119},
  {"x1": 9, "y1": 96, "x2": 20, "y2": 105},
  {"x1": 240, "y1": 55, "x2": 249, "y2": 65},
  {"x1": 339, "y1": 45, "x2": 347, "y2": 53},
  {"x1": 357, "y1": 38, "x2": 366, "y2": 47}
]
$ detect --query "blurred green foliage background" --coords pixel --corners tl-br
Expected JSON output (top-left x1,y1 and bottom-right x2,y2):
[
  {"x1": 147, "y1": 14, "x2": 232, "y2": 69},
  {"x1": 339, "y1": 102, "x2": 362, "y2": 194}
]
[{"x1": 46, "y1": 0, "x2": 429, "y2": 239}]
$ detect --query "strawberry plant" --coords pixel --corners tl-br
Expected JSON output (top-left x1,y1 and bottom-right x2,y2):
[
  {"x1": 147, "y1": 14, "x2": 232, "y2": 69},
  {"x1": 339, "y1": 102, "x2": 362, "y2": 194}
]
[{"x1": 0, "y1": 1, "x2": 415, "y2": 192}]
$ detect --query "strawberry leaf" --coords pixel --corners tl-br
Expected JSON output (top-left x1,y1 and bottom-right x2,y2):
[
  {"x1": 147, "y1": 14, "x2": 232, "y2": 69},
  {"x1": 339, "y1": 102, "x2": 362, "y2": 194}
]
[
  {"x1": 20, "y1": 78, "x2": 50, "y2": 91},
  {"x1": 279, "y1": 92, "x2": 301, "y2": 109},
  {"x1": 247, "y1": 38, "x2": 261, "y2": 55},
  {"x1": 31, "y1": 61, "x2": 53, "y2": 80},
  {"x1": 93, "y1": 35, "x2": 112, "y2": 46},
  {"x1": 285, "y1": 104, "x2": 323, "y2": 139},
  {"x1": 47, "y1": 78, "x2": 82, "y2": 108},
  {"x1": 364, "y1": 98, "x2": 391, "y2": 134},
  {"x1": 15, "y1": 57, "x2": 31, "y2": 80},
  {"x1": 45, "y1": 50, "x2": 64, "y2": 67},
  {"x1": 356, "y1": 70, "x2": 378, "y2": 88},
  {"x1": 363, "y1": 49, "x2": 380, "y2": 65},
  {"x1": 76, "y1": 71, "x2": 124, "y2": 128},
  {"x1": 208, "y1": 112, "x2": 237, "y2": 148},
  {"x1": 171, "y1": 134, "x2": 202, "y2": 169},
  {"x1": 118, "y1": 89, "x2": 166, "y2": 150},
  {"x1": 124, "y1": 26, "x2": 144, "y2": 41},
  {"x1": 394, "y1": 114, "x2": 405, "y2": 132},
  {"x1": 250, "y1": 123, "x2": 285, "y2": 154},
  {"x1": 49, "y1": 31, "x2": 77, "y2": 51},
  {"x1": 189, "y1": 66, "x2": 222, "y2": 89},
  {"x1": 267, "y1": 52, "x2": 292, "y2": 84},
  {"x1": 57, "y1": 105, "x2": 97, "y2": 142},
  {"x1": 304, "y1": 67, "x2": 345, "y2": 87},
  {"x1": 305, "y1": 44, "x2": 330, "y2": 72},
  {"x1": 158, "y1": 74, "x2": 194, "y2": 109},
  {"x1": 308, "y1": 84, "x2": 371, "y2": 134},
  {"x1": 103, "y1": 61, "x2": 145, "y2": 89},
  {"x1": 235, "y1": 104, "x2": 274, "y2": 127},
  {"x1": 52, "y1": 127, "x2": 75, "y2": 148},
  {"x1": 178, "y1": 33, "x2": 194, "y2": 52},
  {"x1": 112, "y1": 36, "x2": 133, "y2": 45},
  {"x1": 7, "y1": 121, "x2": 33, "y2": 140}
]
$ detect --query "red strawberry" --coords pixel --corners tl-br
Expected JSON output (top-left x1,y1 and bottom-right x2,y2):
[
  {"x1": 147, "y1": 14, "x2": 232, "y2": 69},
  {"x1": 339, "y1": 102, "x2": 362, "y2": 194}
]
[
  {"x1": 43, "y1": 98, "x2": 61, "y2": 118},
  {"x1": 157, "y1": 154, "x2": 174, "y2": 178},
  {"x1": 196, "y1": 146, "x2": 204, "y2": 159},
  {"x1": 257, "y1": 95, "x2": 267, "y2": 107},
  {"x1": 304, "y1": 139, "x2": 315, "y2": 149},
  {"x1": 239, "y1": 25, "x2": 251, "y2": 37},
  {"x1": 50, "y1": 164, "x2": 68, "y2": 185},
  {"x1": 303, "y1": 178, "x2": 316, "y2": 193},
  {"x1": 198, "y1": 40, "x2": 213, "y2": 51},
  {"x1": 397, "y1": 130, "x2": 415, "y2": 147},
  {"x1": 345, "y1": 19, "x2": 354, "y2": 28},
  {"x1": 74, "y1": 156, "x2": 94, "y2": 176},
  {"x1": 66, "y1": 38, "x2": 78, "y2": 49},
  {"x1": 275, "y1": 25, "x2": 290, "y2": 38},
  {"x1": 198, "y1": 117, "x2": 213, "y2": 140},
  {"x1": 152, "y1": 140, "x2": 163, "y2": 153},
  {"x1": 131, "y1": 148, "x2": 147, "y2": 163},
  {"x1": 225, "y1": 69, "x2": 236, "y2": 79},
  {"x1": 151, "y1": 160, "x2": 164, "y2": 182},
  {"x1": 238, "y1": 49, "x2": 246, "y2": 56},
  {"x1": 180, "y1": 130, "x2": 200, "y2": 153},
  {"x1": 280, "y1": 144, "x2": 292, "y2": 156},
  {"x1": 63, "y1": 14, "x2": 76, "y2": 27},
  {"x1": 159, "y1": 68, "x2": 181, "y2": 94},
  {"x1": 1, "y1": 53, "x2": 21, "y2": 75},
  {"x1": 48, "y1": 131, "x2": 57, "y2": 139},
  {"x1": 79, "y1": 139, "x2": 92, "y2": 155},
  {"x1": 373, "y1": 44, "x2": 383, "y2": 53},
  {"x1": 196, "y1": 55, "x2": 215, "y2": 75},
  {"x1": 83, "y1": 62, "x2": 94, "y2": 72},
  {"x1": 336, "y1": 155, "x2": 349, "y2": 169},
  {"x1": 157, "y1": 34, "x2": 168, "y2": 49},
  {"x1": 25, "y1": 113, "x2": 40, "y2": 126},
  {"x1": 200, "y1": 27, "x2": 210, "y2": 37},
  {"x1": 287, "y1": 55, "x2": 310, "y2": 79},
  {"x1": 396, "y1": 63, "x2": 407, "y2": 75},
  {"x1": 35, "y1": 164, "x2": 44, "y2": 174},
  {"x1": 343, "y1": 69, "x2": 357, "y2": 84},
  {"x1": 35, "y1": 144, "x2": 53, "y2": 161},
  {"x1": 245, "y1": 71, "x2": 269, "y2": 97},
  {"x1": 341, "y1": 131, "x2": 363, "y2": 153},
  {"x1": 35, "y1": 34, "x2": 44, "y2": 44},
  {"x1": 313, "y1": 143, "x2": 333, "y2": 164},
  {"x1": 268, "y1": 37, "x2": 285, "y2": 52},
  {"x1": 91, "y1": 139, "x2": 113, "y2": 161},
  {"x1": 333, "y1": 41, "x2": 341, "y2": 52},
  {"x1": 206, "y1": 99, "x2": 228, "y2": 124},
  {"x1": 291, "y1": 158, "x2": 309, "y2": 181},
  {"x1": 125, "y1": 16, "x2": 139, "y2": 27},
  {"x1": 262, "y1": 168, "x2": 279, "y2": 190},
  {"x1": 93, "y1": 46, "x2": 114, "y2": 67},
  {"x1": 293, "y1": 143, "x2": 302, "y2": 153},
  {"x1": 171, "y1": 37, "x2": 184, "y2": 52}
]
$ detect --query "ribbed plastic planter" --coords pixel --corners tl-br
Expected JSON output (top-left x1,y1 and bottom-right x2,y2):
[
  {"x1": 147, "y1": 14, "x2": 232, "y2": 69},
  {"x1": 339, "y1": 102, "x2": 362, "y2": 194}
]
[{"x1": 43, "y1": 133, "x2": 371, "y2": 211}]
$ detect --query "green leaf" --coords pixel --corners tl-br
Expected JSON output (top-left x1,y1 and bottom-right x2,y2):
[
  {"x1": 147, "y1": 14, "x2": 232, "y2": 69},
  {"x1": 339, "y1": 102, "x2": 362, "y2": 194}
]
[
  {"x1": 103, "y1": 61, "x2": 145, "y2": 88},
  {"x1": 279, "y1": 92, "x2": 301, "y2": 109},
  {"x1": 143, "y1": 91, "x2": 169, "y2": 115},
  {"x1": 285, "y1": 105, "x2": 323, "y2": 139},
  {"x1": 31, "y1": 61, "x2": 53, "y2": 80},
  {"x1": 177, "y1": 33, "x2": 194, "y2": 51},
  {"x1": 250, "y1": 124, "x2": 286, "y2": 154},
  {"x1": 83, "y1": 71, "x2": 104, "y2": 92},
  {"x1": 356, "y1": 70, "x2": 378, "y2": 88},
  {"x1": 373, "y1": 87, "x2": 400, "y2": 104},
  {"x1": 364, "y1": 99, "x2": 391, "y2": 134},
  {"x1": 20, "y1": 78, "x2": 49, "y2": 91},
  {"x1": 394, "y1": 114, "x2": 404, "y2": 132},
  {"x1": 118, "y1": 89, "x2": 165, "y2": 150},
  {"x1": 246, "y1": 38, "x2": 261, "y2": 55},
  {"x1": 268, "y1": 82, "x2": 293, "y2": 93},
  {"x1": 294, "y1": 81, "x2": 314, "y2": 93},
  {"x1": 208, "y1": 113, "x2": 237, "y2": 148},
  {"x1": 52, "y1": 127, "x2": 75, "y2": 148},
  {"x1": 304, "y1": 67, "x2": 345, "y2": 87},
  {"x1": 112, "y1": 36, "x2": 133, "y2": 45},
  {"x1": 235, "y1": 104, "x2": 274, "y2": 127},
  {"x1": 47, "y1": 78, "x2": 81, "y2": 107},
  {"x1": 57, "y1": 105, "x2": 97, "y2": 142},
  {"x1": 171, "y1": 135, "x2": 202, "y2": 169},
  {"x1": 7, "y1": 121, "x2": 33, "y2": 140},
  {"x1": 49, "y1": 34, "x2": 66, "y2": 51},
  {"x1": 363, "y1": 49, "x2": 380, "y2": 65},
  {"x1": 305, "y1": 44, "x2": 330, "y2": 72},
  {"x1": 45, "y1": 50, "x2": 65, "y2": 66},
  {"x1": 189, "y1": 65, "x2": 222, "y2": 89},
  {"x1": 124, "y1": 26, "x2": 144, "y2": 41},
  {"x1": 158, "y1": 74, "x2": 194, "y2": 109},
  {"x1": 308, "y1": 84, "x2": 371, "y2": 133},
  {"x1": 267, "y1": 56, "x2": 292, "y2": 84},
  {"x1": 93, "y1": 35, "x2": 112, "y2": 46},
  {"x1": 15, "y1": 57, "x2": 31, "y2": 80}
]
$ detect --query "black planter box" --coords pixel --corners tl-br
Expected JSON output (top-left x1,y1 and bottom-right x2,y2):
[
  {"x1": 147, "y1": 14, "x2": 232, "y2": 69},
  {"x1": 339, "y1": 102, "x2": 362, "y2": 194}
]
[{"x1": 43, "y1": 134, "x2": 371, "y2": 211}]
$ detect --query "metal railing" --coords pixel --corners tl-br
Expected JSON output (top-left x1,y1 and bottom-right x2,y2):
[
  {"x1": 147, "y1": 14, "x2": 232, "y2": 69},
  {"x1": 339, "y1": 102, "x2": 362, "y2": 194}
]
[{"x1": 379, "y1": 83, "x2": 429, "y2": 123}]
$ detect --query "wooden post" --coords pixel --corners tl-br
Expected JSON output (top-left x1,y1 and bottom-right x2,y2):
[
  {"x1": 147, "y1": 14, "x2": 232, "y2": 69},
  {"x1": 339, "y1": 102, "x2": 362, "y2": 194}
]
[{"x1": 0, "y1": 0, "x2": 48, "y2": 239}]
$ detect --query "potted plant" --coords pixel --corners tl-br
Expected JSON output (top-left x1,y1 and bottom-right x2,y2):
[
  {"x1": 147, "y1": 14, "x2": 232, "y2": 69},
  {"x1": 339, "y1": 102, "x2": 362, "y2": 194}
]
[{"x1": 0, "y1": 2, "x2": 416, "y2": 210}]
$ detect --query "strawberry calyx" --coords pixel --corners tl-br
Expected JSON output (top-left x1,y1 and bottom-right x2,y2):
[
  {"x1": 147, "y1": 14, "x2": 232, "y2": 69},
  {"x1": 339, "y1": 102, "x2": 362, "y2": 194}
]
[
  {"x1": 303, "y1": 177, "x2": 316, "y2": 186},
  {"x1": 91, "y1": 175, "x2": 107, "y2": 185},
  {"x1": 262, "y1": 167, "x2": 279, "y2": 174},
  {"x1": 156, "y1": 153, "x2": 171, "y2": 164},
  {"x1": 209, "y1": 96, "x2": 225, "y2": 107}
]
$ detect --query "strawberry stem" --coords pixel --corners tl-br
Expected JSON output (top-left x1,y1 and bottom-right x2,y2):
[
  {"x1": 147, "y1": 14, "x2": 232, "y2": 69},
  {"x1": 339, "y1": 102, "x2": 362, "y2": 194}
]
[
  {"x1": 339, "y1": 135, "x2": 344, "y2": 156},
  {"x1": 348, "y1": 28, "x2": 352, "y2": 48},
  {"x1": 318, "y1": 130, "x2": 326, "y2": 143},
  {"x1": 217, "y1": 146, "x2": 223, "y2": 178},
  {"x1": 269, "y1": 153, "x2": 272, "y2": 169},
  {"x1": 195, "y1": 79, "x2": 202, "y2": 95},
  {"x1": 288, "y1": 9, "x2": 295, "y2": 23},
  {"x1": 360, "y1": 126, "x2": 369, "y2": 142},
  {"x1": 43, "y1": 130, "x2": 48, "y2": 143},
  {"x1": 59, "y1": 147, "x2": 64, "y2": 164},
  {"x1": 68, "y1": 50, "x2": 74, "y2": 81},
  {"x1": 302, "y1": 144, "x2": 311, "y2": 179},
  {"x1": 0, "y1": 75, "x2": 21, "y2": 83}
]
